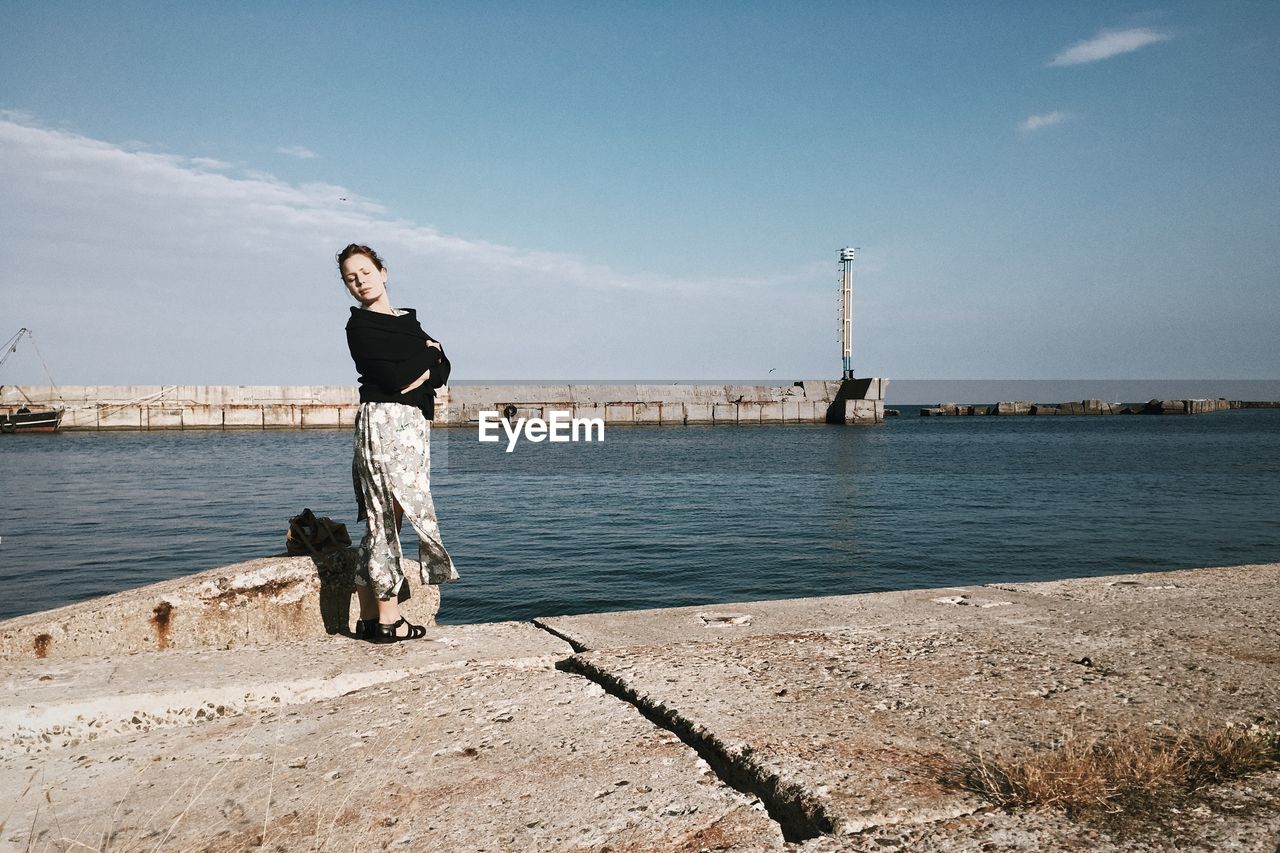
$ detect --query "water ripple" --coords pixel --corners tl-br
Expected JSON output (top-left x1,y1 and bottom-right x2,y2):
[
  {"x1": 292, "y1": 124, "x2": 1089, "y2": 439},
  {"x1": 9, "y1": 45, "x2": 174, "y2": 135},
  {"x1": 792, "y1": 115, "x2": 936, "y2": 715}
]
[{"x1": 1, "y1": 412, "x2": 1278, "y2": 623}]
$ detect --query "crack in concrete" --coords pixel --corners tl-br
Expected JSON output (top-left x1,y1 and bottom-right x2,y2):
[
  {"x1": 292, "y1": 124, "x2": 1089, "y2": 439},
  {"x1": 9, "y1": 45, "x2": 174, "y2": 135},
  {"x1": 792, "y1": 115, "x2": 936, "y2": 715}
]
[
  {"x1": 529, "y1": 620, "x2": 825, "y2": 840},
  {"x1": 530, "y1": 618, "x2": 587, "y2": 653},
  {"x1": 538, "y1": 632, "x2": 835, "y2": 843}
]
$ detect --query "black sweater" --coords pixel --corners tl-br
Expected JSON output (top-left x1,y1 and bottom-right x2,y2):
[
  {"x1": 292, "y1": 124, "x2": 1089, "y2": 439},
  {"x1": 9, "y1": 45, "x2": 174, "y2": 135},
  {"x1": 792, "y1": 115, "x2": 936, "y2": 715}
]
[{"x1": 345, "y1": 307, "x2": 451, "y2": 420}]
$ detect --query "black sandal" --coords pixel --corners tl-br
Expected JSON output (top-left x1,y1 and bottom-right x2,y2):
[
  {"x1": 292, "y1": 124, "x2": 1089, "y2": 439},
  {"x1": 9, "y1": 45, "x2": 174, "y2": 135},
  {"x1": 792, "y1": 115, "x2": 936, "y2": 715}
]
[
  {"x1": 373, "y1": 617, "x2": 427, "y2": 643},
  {"x1": 354, "y1": 619, "x2": 379, "y2": 640}
]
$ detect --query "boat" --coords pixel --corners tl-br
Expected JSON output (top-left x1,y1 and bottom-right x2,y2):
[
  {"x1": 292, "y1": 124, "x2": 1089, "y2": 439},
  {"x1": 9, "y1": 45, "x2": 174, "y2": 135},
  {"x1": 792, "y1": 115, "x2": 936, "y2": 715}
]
[
  {"x1": 0, "y1": 406, "x2": 64, "y2": 433},
  {"x1": 0, "y1": 328, "x2": 65, "y2": 434}
]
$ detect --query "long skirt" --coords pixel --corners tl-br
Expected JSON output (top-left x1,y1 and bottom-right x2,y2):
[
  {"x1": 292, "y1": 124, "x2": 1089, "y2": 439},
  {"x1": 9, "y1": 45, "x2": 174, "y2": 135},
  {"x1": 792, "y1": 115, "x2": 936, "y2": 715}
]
[{"x1": 351, "y1": 401, "x2": 458, "y2": 599}]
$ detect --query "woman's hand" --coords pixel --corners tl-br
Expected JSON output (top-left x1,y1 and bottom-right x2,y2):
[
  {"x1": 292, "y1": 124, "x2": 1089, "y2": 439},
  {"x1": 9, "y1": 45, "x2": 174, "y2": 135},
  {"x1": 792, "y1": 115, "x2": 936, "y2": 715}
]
[
  {"x1": 400, "y1": 369, "x2": 430, "y2": 394},
  {"x1": 425, "y1": 340, "x2": 441, "y2": 350}
]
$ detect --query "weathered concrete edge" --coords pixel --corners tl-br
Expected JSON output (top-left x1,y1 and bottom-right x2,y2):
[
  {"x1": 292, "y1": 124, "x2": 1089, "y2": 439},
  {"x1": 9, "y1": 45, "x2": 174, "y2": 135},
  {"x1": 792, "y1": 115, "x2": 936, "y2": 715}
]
[
  {"x1": 0, "y1": 552, "x2": 441, "y2": 663},
  {"x1": 535, "y1": 563, "x2": 1280, "y2": 653},
  {"x1": 10, "y1": 560, "x2": 1275, "y2": 665}
]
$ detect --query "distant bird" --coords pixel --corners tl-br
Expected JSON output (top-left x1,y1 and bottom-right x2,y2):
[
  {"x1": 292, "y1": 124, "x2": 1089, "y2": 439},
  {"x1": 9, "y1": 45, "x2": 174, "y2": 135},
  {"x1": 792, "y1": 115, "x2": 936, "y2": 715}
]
[
  {"x1": 768, "y1": 368, "x2": 776, "y2": 373},
  {"x1": 339, "y1": 197, "x2": 348, "y2": 202}
]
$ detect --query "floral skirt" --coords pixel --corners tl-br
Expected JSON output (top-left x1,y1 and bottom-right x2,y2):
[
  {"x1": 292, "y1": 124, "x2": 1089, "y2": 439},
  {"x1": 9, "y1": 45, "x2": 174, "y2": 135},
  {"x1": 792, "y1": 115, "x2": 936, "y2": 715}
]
[{"x1": 351, "y1": 402, "x2": 458, "y2": 598}]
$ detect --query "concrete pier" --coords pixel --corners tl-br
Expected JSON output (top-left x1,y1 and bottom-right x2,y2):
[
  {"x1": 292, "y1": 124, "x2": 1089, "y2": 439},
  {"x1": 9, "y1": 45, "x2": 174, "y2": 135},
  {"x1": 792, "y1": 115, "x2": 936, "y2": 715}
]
[
  {"x1": 1, "y1": 380, "x2": 890, "y2": 431},
  {"x1": 828, "y1": 377, "x2": 888, "y2": 425},
  {"x1": 919, "y1": 398, "x2": 1278, "y2": 416},
  {"x1": 2, "y1": 561, "x2": 1276, "y2": 850}
]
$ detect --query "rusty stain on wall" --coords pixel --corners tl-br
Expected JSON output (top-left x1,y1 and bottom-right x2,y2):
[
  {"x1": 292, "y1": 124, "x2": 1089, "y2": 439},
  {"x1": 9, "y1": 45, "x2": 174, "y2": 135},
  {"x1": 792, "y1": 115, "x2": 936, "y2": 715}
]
[{"x1": 152, "y1": 601, "x2": 173, "y2": 649}]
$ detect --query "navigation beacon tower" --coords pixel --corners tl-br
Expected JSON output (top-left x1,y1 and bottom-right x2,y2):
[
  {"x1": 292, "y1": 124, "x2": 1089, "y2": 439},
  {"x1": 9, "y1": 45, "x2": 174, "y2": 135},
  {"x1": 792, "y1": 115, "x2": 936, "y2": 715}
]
[
  {"x1": 838, "y1": 247, "x2": 857, "y2": 379},
  {"x1": 829, "y1": 246, "x2": 888, "y2": 424}
]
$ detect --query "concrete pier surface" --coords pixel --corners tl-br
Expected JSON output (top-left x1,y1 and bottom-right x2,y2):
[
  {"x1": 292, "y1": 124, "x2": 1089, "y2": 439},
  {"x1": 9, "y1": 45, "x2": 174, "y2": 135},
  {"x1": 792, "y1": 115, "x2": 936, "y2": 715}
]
[{"x1": 2, "y1": 562, "x2": 1277, "y2": 851}]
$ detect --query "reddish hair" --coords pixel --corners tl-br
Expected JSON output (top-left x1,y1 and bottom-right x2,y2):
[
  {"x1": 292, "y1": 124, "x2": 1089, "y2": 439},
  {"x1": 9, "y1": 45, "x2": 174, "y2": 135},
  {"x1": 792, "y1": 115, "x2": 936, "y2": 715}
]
[{"x1": 336, "y1": 243, "x2": 386, "y2": 272}]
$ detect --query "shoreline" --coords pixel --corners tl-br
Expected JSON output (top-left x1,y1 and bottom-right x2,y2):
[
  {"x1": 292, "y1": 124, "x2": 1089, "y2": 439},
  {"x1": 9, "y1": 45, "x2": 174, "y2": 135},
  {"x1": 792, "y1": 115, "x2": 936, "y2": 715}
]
[{"x1": 5, "y1": 381, "x2": 1278, "y2": 431}]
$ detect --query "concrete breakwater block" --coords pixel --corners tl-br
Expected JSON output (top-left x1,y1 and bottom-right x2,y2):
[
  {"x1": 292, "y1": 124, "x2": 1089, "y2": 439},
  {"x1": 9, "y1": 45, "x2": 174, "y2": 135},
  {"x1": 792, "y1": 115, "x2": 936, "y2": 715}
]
[
  {"x1": 0, "y1": 551, "x2": 440, "y2": 663},
  {"x1": 838, "y1": 398, "x2": 884, "y2": 424},
  {"x1": 994, "y1": 400, "x2": 1033, "y2": 415},
  {"x1": 825, "y1": 378, "x2": 889, "y2": 424},
  {"x1": 926, "y1": 398, "x2": 1243, "y2": 417}
]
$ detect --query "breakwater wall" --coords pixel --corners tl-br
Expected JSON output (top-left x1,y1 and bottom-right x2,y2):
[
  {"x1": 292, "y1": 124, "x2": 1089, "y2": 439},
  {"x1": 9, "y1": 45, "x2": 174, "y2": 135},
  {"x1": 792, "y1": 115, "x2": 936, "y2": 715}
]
[
  {"x1": 0, "y1": 379, "x2": 889, "y2": 430},
  {"x1": 920, "y1": 397, "x2": 1280, "y2": 416},
  {"x1": 890, "y1": 379, "x2": 1280, "y2": 405}
]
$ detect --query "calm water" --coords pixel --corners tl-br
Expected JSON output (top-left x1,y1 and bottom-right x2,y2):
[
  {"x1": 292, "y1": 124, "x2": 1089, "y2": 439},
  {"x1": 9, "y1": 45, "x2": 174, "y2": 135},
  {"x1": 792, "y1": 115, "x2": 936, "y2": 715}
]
[{"x1": 1, "y1": 411, "x2": 1278, "y2": 625}]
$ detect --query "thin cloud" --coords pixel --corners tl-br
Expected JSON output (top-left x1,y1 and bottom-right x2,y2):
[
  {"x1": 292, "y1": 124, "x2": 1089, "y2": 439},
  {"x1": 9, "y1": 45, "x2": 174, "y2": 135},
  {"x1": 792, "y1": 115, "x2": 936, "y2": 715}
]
[
  {"x1": 1050, "y1": 27, "x2": 1172, "y2": 67},
  {"x1": 275, "y1": 145, "x2": 319, "y2": 159},
  {"x1": 188, "y1": 156, "x2": 233, "y2": 170},
  {"x1": 0, "y1": 117, "x2": 831, "y2": 382},
  {"x1": 1020, "y1": 111, "x2": 1071, "y2": 133},
  {"x1": 0, "y1": 119, "x2": 634, "y2": 291}
]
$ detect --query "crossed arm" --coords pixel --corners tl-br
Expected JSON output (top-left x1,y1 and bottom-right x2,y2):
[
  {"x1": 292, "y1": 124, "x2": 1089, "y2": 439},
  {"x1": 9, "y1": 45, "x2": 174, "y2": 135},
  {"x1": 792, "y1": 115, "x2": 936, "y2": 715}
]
[
  {"x1": 399, "y1": 340, "x2": 443, "y2": 393},
  {"x1": 347, "y1": 323, "x2": 448, "y2": 397}
]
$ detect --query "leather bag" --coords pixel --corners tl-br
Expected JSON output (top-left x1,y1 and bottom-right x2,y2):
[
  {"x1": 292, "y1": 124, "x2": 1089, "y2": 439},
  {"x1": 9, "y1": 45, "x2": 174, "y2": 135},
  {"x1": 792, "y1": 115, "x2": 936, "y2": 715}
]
[{"x1": 286, "y1": 508, "x2": 352, "y2": 556}]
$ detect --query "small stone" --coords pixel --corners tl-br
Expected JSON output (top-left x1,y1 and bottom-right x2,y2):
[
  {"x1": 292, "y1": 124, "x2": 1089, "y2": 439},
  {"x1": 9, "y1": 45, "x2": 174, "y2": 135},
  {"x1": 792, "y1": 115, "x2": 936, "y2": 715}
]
[{"x1": 324, "y1": 770, "x2": 342, "y2": 781}]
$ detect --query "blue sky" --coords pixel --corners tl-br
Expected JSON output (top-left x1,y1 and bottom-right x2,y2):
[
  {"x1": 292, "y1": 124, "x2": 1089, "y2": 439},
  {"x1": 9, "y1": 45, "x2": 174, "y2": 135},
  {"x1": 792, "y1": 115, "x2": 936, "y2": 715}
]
[{"x1": 2, "y1": 1, "x2": 1278, "y2": 383}]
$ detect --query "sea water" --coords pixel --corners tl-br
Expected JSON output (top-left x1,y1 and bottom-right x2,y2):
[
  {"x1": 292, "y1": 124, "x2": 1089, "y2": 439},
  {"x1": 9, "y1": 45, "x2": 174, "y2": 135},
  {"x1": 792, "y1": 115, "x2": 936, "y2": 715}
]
[{"x1": 1, "y1": 410, "x2": 1277, "y2": 624}]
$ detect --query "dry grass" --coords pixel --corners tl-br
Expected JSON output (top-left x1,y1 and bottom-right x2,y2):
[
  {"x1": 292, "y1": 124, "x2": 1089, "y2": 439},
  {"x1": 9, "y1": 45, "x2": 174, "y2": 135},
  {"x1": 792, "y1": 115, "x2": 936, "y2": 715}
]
[{"x1": 951, "y1": 720, "x2": 1280, "y2": 816}]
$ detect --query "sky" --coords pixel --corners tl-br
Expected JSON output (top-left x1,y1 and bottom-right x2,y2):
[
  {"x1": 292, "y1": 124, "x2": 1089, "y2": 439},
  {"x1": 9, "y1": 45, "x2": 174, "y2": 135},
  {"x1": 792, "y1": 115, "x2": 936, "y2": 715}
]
[{"x1": 2, "y1": 1, "x2": 1278, "y2": 384}]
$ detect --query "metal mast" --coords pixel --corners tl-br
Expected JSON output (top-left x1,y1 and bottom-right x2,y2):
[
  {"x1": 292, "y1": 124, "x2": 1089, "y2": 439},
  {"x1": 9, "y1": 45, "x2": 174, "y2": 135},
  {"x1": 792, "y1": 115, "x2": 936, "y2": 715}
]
[{"x1": 838, "y1": 248, "x2": 857, "y2": 379}]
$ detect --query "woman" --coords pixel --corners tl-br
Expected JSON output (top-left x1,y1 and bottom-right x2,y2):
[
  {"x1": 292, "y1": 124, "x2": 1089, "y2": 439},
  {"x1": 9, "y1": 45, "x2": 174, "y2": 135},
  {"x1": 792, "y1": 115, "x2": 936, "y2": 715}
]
[{"x1": 340, "y1": 243, "x2": 458, "y2": 642}]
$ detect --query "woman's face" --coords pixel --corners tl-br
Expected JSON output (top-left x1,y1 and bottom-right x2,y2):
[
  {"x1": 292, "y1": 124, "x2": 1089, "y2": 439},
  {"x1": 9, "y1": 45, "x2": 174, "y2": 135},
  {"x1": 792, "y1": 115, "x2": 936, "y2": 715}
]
[{"x1": 341, "y1": 254, "x2": 389, "y2": 306}]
